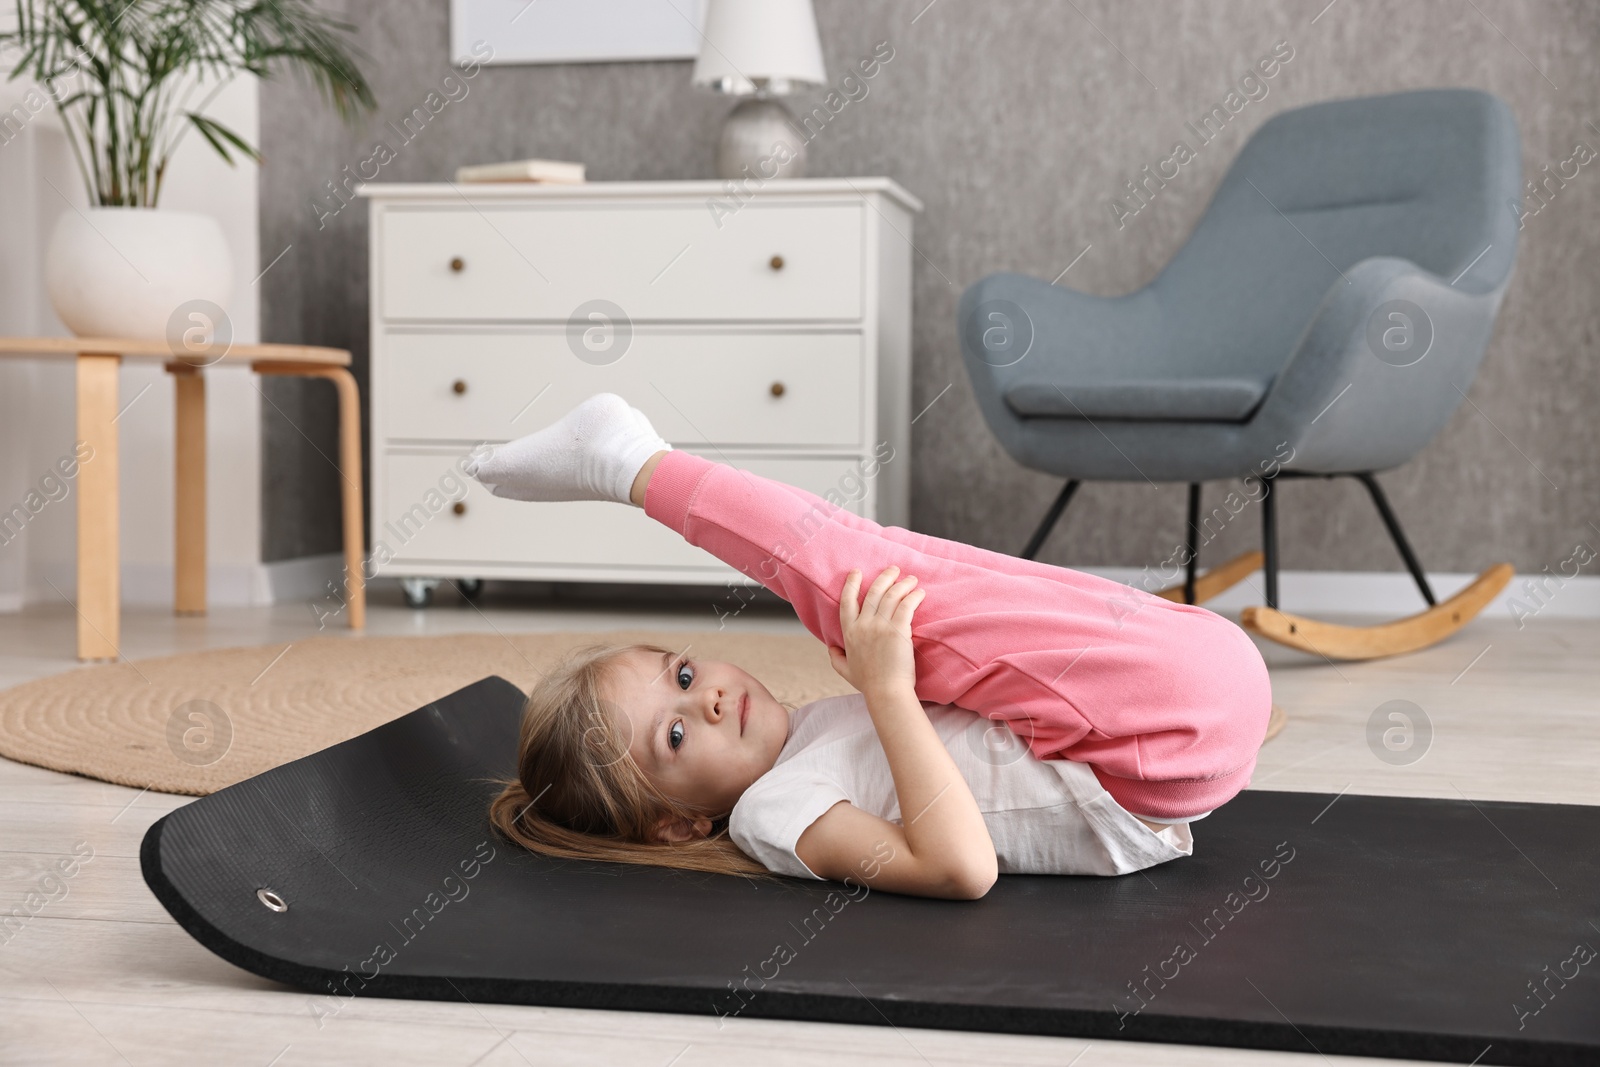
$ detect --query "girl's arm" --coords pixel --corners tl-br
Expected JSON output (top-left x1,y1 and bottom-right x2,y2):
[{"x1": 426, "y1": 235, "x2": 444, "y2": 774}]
[{"x1": 794, "y1": 566, "x2": 998, "y2": 900}]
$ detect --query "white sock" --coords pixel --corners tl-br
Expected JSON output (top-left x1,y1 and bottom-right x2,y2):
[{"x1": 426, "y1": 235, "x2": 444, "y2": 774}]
[{"x1": 465, "y1": 393, "x2": 670, "y2": 505}]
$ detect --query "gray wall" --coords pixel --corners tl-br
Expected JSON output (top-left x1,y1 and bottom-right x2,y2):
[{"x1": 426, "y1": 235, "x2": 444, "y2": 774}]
[{"x1": 260, "y1": 0, "x2": 1599, "y2": 580}]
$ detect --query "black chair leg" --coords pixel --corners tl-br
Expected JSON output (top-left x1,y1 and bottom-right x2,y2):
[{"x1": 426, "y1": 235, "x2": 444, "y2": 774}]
[
  {"x1": 1020, "y1": 479, "x2": 1080, "y2": 560},
  {"x1": 1184, "y1": 483, "x2": 1201, "y2": 604},
  {"x1": 1353, "y1": 472, "x2": 1436, "y2": 607},
  {"x1": 1261, "y1": 472, "x2": 1279, "y2": 609}
]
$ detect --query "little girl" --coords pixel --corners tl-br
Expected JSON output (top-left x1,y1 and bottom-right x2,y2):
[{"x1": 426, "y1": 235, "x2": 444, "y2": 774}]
[{"x1": 473, "y1": 394, "x2": 1274, "y2": 899}]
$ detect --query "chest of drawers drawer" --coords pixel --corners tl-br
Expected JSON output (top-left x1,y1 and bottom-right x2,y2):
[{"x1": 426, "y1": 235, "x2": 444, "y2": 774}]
[
  {"x1": 377, "y1": 202, "x2": 864, "y2": 323},
  {"x1": 380, "y1": 451, "x2": 879, "y2": 572},
  {"x1": 378, "y1": 330, "x2": 864, "y2": 448}
]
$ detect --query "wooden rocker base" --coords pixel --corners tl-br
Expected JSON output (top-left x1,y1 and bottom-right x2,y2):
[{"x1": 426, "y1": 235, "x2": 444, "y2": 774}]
[
  {"x1": 1238, "y1": 563, "x2": 1513, "y2": 661},
  {"x1": 1152, "y1": 550, "x2": 1264, "y2": 604}
]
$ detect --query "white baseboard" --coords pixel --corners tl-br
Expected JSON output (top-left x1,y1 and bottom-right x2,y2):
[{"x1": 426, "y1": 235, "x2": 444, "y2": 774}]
[
  {"x1": 15, "y1": 553, "x2": 346, "y2": 610},
  {"x1": 262, "y1": 552, "x2": 346, "y2": 605},
  {"x1": 5, "y1": 560, "x2": 1598, "y2": 621},
  {"x1": 1082, "y1": 566, "x2": 1600, "y2": 621}
]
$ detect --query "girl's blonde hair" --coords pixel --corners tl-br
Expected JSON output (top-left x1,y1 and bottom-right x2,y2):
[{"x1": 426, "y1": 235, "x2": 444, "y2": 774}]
[{"x1": 487, "y1": 642, "x2": 770, "y2": 878}]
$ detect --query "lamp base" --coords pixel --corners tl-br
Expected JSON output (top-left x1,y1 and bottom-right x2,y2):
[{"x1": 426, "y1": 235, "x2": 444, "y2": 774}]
[{"x1": 716, "y1": 96, "x2": 808, "y2": 181}]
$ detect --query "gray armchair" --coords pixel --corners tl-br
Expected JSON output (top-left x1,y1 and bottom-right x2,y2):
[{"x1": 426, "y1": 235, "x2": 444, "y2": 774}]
[{"x1": 959, "y1": 88, "x2": 1521, "y2": 659}]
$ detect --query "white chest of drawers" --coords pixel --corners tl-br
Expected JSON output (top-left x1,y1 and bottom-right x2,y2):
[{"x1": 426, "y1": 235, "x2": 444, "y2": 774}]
[{"x1": 359, "y1": 179, "x2": 921, "y2": 591}]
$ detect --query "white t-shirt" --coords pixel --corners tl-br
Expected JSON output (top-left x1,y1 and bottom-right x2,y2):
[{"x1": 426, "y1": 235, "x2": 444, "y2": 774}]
[{"x1": 728, "y1": 693, "x2": 1196, "y2": 880}]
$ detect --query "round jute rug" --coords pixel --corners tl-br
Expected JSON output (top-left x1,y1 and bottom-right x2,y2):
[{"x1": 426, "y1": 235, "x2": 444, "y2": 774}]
[
  {"x1": 0, "y1": 630, "x2": 1286, "y2": 797},
  {"x1": 0, "y1": 631, "x2": 852, "y2": 796}
]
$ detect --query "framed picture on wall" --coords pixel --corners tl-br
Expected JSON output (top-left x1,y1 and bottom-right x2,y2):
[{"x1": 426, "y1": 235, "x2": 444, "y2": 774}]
[{"x1": 450, "y1": 0, "x2": 708, "y2": 66}]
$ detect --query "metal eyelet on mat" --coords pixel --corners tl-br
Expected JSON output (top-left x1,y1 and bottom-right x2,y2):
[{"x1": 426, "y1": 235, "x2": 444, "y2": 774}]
[{"x1": 257, "y1": 888, "x2": 288, "y2": 913}]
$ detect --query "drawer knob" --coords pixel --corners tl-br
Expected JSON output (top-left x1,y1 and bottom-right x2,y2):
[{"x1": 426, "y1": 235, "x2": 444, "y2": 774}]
[
  {"x1": 451, "y1": 379, "x2": 467, "y2": 395},
  {"x1": 449, "y1": 257, "x2": 465, "y2": 272},
  {"x1": 769, "y1": 254, "x2": 784, "y2": 271},
  {"x1": 770, "y1": 381, "x2": 786, "y2": 398},
  {"x1": 452, "y1": 501, "x2": 467, "y2": 516}
]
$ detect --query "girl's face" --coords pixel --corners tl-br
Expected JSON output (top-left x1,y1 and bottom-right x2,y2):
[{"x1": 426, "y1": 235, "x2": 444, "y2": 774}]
[{"x1": 603, "y1": 648, "x2": 791, "y2": 823}]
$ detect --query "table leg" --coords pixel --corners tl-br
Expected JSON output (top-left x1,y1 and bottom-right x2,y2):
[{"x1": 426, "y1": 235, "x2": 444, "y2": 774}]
[
  {"x1": 326, "y1": 366, "x2": 367, "y2": 630},
  {"x1": 76, "y1": 352, "x2": 120, "y2": 661},
  {"x1": 253, "y1": 362, "x2": 365, "y2": 629},
  {"x1": 169, "y1": 363, "x2": 206, "y2": 614}
]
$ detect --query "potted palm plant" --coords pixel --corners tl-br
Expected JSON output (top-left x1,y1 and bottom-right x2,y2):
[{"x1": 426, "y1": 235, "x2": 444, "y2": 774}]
[{"x1": 2, "y1": 0, "x2": 374, "y2": 340}]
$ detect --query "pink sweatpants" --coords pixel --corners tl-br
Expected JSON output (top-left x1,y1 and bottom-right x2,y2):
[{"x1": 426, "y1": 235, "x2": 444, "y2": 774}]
[{"x1": 643, "y1": 451, "x2": 1274, "y2": 820}]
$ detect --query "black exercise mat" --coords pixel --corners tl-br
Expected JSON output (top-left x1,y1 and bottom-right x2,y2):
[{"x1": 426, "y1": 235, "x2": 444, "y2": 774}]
[{"x1": 141, "y1": 676, "x2": 1600, "y2": 1065}]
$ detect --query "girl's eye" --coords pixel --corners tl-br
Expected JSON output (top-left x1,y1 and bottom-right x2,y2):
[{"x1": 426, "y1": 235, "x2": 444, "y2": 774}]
[
  {"x1": 668, "y1": 721, "x2": 685, "y2": 750},
  {"x1": 675, "y1": 661, "x2": 694, "y2": 689}
]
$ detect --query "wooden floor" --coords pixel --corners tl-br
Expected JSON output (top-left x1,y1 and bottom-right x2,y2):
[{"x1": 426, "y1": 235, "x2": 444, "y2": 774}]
[{"x1": 2, "y1": 584, "x2": 1596, "y2": 1066}]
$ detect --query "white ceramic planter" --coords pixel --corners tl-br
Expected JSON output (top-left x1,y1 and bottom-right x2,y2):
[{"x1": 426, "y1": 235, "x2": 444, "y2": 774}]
[{"x1": 44, "y1": 207, "x2": 233, "y2": 341}]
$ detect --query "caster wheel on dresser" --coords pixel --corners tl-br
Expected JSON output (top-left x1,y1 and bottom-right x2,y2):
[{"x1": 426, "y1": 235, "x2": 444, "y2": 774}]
[
  {"x1": 401, "y1": 578, "x2": 439, "y2": 609},
  {"x1": 456, "y1": 578, "x2": 484, "y2": 601}
]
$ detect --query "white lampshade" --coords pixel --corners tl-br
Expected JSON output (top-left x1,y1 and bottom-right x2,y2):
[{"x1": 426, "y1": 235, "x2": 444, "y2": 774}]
[{"x1": 691, "y1": 0, "x2": 826, "y2": 95}]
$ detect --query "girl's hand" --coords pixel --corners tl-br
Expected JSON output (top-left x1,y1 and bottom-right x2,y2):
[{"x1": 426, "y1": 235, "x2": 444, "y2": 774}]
[
  {"x1": 804, "y1": 566, "x2": 997, "y2": 900},
  {"x1": 827, "y1": 566, "x2": 924, "y2": 698}
]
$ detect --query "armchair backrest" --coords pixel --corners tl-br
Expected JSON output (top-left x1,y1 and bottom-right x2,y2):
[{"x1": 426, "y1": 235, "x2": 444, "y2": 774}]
[{"x1": 1152, "y1": 88, "x2": 1522, "y2": 380}]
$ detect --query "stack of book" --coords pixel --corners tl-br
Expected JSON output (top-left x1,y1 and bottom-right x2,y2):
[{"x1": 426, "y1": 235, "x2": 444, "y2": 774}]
[{"x1": 453, "y1": 158, "x2": 586, "y2": 184}]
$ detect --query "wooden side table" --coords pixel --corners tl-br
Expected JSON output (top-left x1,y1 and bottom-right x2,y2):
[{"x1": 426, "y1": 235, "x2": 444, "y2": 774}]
[{"x1": 0, "y1": 337, "x2": 365, "y2": 661}]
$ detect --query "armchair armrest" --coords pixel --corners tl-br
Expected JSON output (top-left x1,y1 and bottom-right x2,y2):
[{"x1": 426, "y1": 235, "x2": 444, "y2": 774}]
[
  {"x1": 1253, "y1": 255, "x2": 1510, "y2": 474},
  {"x1": 958, "y1": 271, "x2": 1167, "y2": 394}
]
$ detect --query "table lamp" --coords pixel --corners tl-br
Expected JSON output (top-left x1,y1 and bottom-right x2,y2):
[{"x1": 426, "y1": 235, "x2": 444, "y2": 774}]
[{"x1": 692, "y1": 0, "x2": 827, "y2": 180}]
